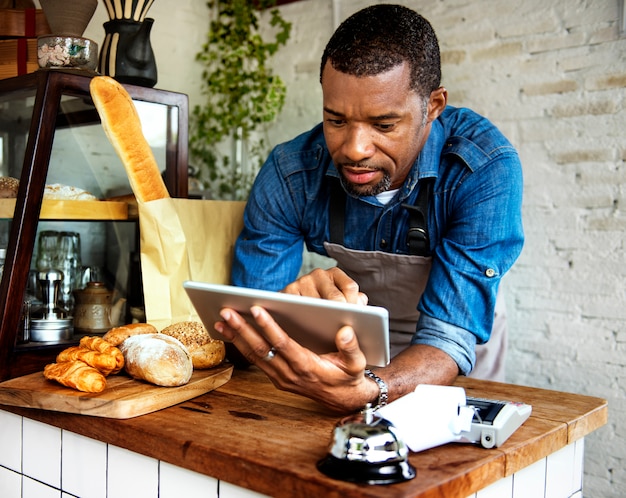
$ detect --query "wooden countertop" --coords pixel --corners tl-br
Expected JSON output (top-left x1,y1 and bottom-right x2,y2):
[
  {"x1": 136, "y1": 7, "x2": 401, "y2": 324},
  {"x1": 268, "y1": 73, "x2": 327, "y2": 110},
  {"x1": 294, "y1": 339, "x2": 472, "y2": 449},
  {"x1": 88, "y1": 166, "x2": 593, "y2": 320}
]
[{"x1": 0, "y1": 367, "x2": 607, "y2": 498}]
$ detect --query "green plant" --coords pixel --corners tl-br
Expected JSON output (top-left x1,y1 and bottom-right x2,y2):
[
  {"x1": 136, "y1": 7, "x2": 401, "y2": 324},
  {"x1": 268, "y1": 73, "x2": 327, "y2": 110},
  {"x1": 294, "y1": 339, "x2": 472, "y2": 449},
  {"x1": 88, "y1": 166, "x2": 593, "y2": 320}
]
[{"x1": 190, "y1": 0, "x2": 291, "y2": 200}]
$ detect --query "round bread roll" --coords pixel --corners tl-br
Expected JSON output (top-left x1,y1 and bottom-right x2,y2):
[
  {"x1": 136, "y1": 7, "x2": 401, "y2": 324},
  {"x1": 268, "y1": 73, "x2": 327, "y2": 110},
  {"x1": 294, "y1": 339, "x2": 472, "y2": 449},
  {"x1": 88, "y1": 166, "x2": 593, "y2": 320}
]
[
  {"x1": 160, "y1": 321, "x2": 225, "y2": 369},
  {"x1": 0, "y1": 177, "x2": 19, "y2": 198},
  {"x1": 120, "y1": 334, "x2": 192, "y2": 387},
  {"x1": 103, "y1": 322, "x2": 158, "y2": 347},
  {"x1": 44, "y1": 183, "x2": 97, "y2": 200}
]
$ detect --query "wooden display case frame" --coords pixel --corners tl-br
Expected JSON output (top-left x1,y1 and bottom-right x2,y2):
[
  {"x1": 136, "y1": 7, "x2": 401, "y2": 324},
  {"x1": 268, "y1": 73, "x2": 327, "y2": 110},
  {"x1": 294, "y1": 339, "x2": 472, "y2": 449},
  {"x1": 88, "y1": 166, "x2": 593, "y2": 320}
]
[{"x1": 0, "y1": 70, "x2": 188, "y2": 380}]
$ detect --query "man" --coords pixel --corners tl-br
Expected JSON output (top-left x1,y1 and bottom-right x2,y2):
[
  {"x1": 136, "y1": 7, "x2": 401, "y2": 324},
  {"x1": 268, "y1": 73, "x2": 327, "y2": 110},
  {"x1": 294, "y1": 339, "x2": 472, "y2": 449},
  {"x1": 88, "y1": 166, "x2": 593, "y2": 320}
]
[{"x1": 215, "y1": 4, "x2": 524, "y2": 413}]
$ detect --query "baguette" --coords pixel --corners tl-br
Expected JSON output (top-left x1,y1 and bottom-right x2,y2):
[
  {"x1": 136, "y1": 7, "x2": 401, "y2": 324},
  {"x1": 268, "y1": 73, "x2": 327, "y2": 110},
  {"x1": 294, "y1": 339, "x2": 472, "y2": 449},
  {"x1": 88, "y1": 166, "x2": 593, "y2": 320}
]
[
  {"x1": 120, "y1": 334, "x2": 192, "y2": 387},
  {"x1": 89, "y1": 76, "x2": 169, "y2": 202},
  {"x1": 44, "y1": 360, "x2": 107, "y2": 393}
]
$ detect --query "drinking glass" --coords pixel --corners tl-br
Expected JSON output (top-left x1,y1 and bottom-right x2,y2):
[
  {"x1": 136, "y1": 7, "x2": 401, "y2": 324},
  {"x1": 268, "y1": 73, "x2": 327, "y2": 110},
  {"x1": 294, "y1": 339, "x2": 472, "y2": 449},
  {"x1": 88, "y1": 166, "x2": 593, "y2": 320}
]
[
  {"x1": 36, "y1": 230, "x2": 59, "y2": 271},
  {"x1": 55, "y1": 231, "x2": 82, "y2": 311}
]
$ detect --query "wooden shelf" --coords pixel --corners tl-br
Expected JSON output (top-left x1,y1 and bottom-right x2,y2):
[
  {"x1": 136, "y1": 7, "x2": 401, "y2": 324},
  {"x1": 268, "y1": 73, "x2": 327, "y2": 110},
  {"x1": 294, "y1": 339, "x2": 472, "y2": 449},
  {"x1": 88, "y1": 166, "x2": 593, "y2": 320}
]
[{"x1": 0, "y1": 199, "x2": 128, "y2": 220}]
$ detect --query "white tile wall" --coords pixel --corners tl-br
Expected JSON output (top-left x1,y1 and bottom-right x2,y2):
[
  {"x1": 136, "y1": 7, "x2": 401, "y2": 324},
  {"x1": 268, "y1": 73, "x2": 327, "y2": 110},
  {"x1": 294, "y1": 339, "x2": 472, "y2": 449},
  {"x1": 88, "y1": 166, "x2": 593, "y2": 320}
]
[
  {"x1": 0, "y1": 465, "x2": 21, "y2": 498},
  {"x1": 0, "y1": 409, "x2": 586, "y2": 498},
  {"x1": 546, "y1": 442, "x2": 578, "y2": 497},
  {"x1": 23, "y1": 475, "x2": 61, "y2": 498},
  {"x1": 476, "y1": 474, "x2": 513, "y2": 497},
  {"x1": 62, "y1": 430, "x2": 107, "y2": 498},
  {"x1": 220, "y1": 481, "x2": 269, "y2": 498},
  {"x1": 0, "y1": 409, "x2": 22, "y2": 472},
  {"x1": 513, "y1": 457, "x2": 546, "y2": 498},
  {"x1": 573, "y1": 438, "x2": 584, "y2": 492},
  {"x1": 160, "y1": 460, "x2": 219, "y2": 498},
  {"x1": 107, "y1": 445, "x2": 158, "y2": 498},
  {"x1": 23, "y1": 417, "x2": 62, "y2": 489}
]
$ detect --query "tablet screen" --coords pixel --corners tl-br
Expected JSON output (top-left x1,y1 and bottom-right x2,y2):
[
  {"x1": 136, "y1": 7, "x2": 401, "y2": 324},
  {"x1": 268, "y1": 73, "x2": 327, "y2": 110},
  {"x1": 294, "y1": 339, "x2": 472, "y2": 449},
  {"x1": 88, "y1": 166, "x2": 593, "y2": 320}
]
[{"x1": 183, "y1": 281, "x2": 390, "y2": 367}]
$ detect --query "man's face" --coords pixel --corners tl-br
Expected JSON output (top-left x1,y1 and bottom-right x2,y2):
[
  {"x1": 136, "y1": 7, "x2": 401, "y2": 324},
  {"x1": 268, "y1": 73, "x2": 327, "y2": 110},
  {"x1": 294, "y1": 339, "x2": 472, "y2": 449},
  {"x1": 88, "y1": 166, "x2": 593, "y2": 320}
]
[{"x1": 321, "y1": 62, "x2": 436, "y2": 196}]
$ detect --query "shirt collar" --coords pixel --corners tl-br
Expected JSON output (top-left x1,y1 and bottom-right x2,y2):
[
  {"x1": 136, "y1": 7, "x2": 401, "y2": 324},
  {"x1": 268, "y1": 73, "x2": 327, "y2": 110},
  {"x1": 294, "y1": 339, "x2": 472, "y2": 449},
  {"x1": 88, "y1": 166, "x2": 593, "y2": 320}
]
[{"x1": 397, "y1": 118, "x2": 444, "y2": 200}]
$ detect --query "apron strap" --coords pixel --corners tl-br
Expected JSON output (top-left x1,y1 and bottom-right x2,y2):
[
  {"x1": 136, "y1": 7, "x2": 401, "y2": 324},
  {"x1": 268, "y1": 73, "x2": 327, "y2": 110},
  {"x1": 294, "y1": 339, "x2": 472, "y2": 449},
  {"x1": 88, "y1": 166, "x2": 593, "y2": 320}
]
[
  {"x1": 328, "y1": 178, "x2": 346, "y2": 245},
  {"x1": 402, "y1": 177, "x2": 433, "y2": 256},
  {"x1": 328, "y1": 177, "x2": 434, "y2": 256}
]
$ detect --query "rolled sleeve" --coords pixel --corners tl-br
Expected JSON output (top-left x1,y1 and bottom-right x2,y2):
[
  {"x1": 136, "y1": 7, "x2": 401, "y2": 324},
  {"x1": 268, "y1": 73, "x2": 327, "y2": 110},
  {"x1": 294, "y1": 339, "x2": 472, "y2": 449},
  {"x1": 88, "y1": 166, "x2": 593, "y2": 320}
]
[{"x1": 412, "y1": 313, "x2": 478, "y2": 375}]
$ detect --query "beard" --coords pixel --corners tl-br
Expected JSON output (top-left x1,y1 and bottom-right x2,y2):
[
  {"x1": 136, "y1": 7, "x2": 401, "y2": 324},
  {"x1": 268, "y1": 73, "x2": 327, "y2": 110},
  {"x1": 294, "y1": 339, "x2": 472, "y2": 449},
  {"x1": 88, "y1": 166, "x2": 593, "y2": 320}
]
[{"x1": 337, "y1": 165, "x2": 392, "y2": 197}]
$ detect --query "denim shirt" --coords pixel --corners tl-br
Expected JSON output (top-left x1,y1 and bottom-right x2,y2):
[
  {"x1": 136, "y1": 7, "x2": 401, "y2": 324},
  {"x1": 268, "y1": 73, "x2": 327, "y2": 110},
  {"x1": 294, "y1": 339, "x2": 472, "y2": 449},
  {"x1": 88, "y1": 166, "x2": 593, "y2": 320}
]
[{"x1": 232, "y1": 106, "x2": 524, "y2": 374}]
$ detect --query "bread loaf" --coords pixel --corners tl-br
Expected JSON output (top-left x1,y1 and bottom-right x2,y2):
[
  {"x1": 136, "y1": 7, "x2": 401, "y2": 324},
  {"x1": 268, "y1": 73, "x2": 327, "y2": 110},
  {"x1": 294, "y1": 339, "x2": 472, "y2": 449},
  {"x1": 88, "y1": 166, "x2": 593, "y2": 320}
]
[
  {"x1": 44, "y1": 360, "x2": 107, "y2": 393},
  {"x1": 119, "y1": 334, "x2": 192, "y2": 387},
  {"x1": 44, "y1": 184, "x2": 97, "y2": 200},
  {"x1": 103, "y1": 322, "x2": 158, "y2": 347},
  {"x1": 89, "y1": 76, "x2": 169, "y2": 202},
  {"x1": 160, "y1": 321, "x2": 225, "y2": 369}
]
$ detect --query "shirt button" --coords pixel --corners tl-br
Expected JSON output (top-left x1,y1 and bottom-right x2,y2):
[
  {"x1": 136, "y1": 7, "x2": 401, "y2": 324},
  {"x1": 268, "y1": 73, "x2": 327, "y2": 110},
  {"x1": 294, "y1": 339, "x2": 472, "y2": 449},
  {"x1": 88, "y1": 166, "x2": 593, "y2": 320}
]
[
  {"x1": 380, "y1": 239, "x2": 388, "y2": 248},
  {"x1": 485, "y1": 268, "x2": 496, "y2": 277}
]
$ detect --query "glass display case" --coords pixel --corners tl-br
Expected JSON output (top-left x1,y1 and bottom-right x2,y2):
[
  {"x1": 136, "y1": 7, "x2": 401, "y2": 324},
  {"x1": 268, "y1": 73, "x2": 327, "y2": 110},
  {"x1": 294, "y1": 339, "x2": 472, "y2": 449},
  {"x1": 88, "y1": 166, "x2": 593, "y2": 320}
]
[{"x1": 0, "y1": 70, "x2": 188, "y2": 380}]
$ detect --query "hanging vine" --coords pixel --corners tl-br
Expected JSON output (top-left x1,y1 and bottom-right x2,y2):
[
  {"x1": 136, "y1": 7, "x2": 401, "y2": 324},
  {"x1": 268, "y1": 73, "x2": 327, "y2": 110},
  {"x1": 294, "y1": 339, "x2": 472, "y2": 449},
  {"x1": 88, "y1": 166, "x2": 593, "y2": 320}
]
[{"x1": 190, "y1": 0, "x2": 291, "y2": 199}]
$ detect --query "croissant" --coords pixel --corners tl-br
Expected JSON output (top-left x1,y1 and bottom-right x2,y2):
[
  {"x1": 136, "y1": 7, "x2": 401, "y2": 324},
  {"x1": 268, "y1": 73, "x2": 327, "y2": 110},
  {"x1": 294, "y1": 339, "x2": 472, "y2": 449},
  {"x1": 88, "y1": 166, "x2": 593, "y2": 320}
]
[
  {"x1": 44, "y1": 360, "x2": 107, "y2": 393},
  {"x1": 79, "y1": 336, "x2": 124, "y2": 374},
  {"x1": 56, "y1": 346, "x2": 117, "y2": 376}
]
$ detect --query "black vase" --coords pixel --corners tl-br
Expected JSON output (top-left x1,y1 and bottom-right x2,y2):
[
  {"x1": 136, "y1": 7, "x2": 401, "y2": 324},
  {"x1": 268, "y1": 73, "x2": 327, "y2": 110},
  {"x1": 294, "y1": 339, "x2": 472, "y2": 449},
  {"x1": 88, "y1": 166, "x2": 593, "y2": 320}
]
[{"x1": 99, "y1": 18, "x2": 157, "y2": 88}]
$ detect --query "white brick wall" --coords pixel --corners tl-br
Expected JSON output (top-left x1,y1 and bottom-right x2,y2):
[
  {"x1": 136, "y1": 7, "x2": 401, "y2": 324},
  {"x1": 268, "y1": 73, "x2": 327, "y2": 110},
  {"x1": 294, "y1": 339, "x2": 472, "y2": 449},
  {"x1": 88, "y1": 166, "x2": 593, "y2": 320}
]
[{"x1": 81, "y1": 1, "x2": 625, "y2": 496}]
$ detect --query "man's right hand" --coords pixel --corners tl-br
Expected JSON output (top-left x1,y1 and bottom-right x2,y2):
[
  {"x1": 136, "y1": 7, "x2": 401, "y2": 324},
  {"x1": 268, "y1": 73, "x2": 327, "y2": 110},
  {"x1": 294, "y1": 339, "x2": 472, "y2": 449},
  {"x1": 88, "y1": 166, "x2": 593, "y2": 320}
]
[{"x1": 282, "y1": 267, "x2": 368, "y2": 305}]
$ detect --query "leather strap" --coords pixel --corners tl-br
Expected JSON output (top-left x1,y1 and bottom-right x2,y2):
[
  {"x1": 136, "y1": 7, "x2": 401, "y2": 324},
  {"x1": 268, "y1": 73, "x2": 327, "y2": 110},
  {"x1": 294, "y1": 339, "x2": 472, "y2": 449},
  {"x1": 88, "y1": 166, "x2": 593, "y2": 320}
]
[
  {"x1": 328, "y1": 177, "x2": 434, "y2": 256},
  {"x1": 402, "y1": 177, "x2": 433, "y2": 256}
]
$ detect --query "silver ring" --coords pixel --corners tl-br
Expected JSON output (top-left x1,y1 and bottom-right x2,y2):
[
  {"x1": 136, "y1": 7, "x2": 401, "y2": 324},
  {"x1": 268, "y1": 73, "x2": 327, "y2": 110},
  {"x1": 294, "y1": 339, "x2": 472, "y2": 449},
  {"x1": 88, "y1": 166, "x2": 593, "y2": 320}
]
[{"x1": 262, "y1": 347, "x2": 276, "y2": 362}]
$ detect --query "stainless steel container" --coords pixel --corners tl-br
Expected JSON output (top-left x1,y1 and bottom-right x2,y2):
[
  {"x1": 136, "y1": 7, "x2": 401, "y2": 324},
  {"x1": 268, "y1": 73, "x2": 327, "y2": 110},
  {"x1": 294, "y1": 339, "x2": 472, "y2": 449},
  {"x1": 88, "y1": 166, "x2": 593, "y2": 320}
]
[
  {"x1": 28, "y1": 269, "x2": 73, "y2": 342},
  {"x1": 29, "y1": 318, "x2": 73, "y2": 342}
]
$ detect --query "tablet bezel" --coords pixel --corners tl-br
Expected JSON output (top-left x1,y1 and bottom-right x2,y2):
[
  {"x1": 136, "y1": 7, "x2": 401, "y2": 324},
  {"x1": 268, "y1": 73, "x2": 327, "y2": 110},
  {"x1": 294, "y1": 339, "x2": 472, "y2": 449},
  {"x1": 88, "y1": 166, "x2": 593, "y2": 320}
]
[{"x1": 183, "y1": 281, "x2": 390, "y2": 367}]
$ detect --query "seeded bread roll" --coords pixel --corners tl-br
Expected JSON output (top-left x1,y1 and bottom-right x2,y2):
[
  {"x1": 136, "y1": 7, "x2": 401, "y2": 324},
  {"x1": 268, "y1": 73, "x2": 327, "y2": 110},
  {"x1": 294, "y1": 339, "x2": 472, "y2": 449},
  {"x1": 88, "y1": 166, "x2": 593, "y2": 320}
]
[
  {"x1": 120, "y1": 334, "x2": 192, "y2": 387},
  {"x1": 160, "y1": 321, "x2": 225, "y2": 369},
  {"x1": 89, "y1": 76, "x2": 169, "y2": 202},
  {"x1": 0, "y1": 177, "x2": 19, "y2": 198},
  {"x1": 103, "y1": 322, "x2": 158, "y2": 347}
]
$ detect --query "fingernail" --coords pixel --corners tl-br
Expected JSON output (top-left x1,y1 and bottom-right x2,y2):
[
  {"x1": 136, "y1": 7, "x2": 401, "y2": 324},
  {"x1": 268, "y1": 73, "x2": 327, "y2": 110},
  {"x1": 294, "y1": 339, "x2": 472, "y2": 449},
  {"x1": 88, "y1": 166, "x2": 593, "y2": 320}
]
[
  {"x1": 220, "y1": 309, "x2": 231, "y2": 321},
  {"x1": 214, "y1": 322, "x2": 223, "y2": 333},
  {"x1": 340, "y1": 326, "x2": 354, "y2": 343}
]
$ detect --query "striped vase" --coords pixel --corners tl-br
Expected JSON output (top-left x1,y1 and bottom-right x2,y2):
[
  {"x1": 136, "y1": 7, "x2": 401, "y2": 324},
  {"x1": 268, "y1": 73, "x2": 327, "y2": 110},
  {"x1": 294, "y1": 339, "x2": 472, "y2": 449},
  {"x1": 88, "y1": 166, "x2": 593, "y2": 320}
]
[{"x1": 98, "y1": 0, "x2": 157, "y2": 87}]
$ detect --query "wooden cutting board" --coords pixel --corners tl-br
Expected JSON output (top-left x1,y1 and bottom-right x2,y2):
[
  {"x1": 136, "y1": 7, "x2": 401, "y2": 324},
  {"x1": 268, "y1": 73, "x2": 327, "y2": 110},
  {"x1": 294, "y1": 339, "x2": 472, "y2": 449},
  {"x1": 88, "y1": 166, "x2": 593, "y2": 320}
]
[{"x1": 0, "y1": 364, "x2": 233, "y2": 419}]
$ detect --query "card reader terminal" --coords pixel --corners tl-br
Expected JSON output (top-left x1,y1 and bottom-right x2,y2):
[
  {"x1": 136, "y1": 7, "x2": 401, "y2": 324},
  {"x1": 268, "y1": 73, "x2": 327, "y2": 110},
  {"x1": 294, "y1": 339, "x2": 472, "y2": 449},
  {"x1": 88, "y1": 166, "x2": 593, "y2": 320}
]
[{"x1": 459, "y1": 397, "x2": 532, "y2": 448}]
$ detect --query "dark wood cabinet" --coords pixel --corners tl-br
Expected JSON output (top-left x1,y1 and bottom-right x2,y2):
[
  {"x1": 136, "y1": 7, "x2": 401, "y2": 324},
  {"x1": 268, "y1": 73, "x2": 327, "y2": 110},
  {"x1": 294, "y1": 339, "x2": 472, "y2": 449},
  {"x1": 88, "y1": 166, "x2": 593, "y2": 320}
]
[{"x1": 0, "y1": 70, "x2": 188, "y2": 380}]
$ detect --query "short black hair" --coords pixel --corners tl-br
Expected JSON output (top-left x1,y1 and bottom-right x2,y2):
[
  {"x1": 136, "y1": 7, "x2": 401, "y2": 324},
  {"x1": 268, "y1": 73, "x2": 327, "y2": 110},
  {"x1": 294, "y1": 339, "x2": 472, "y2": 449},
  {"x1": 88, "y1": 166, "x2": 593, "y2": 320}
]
[{"x1": 320, "y1": 4, "x2": 441, "y2": 97}]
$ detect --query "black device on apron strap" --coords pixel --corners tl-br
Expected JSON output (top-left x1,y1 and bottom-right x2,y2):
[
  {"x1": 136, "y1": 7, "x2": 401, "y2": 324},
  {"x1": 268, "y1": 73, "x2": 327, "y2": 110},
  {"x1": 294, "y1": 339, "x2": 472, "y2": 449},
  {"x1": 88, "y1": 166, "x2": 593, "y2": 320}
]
[{"x1": 328, "y1": 178, "x2": 434, "y2": 256}]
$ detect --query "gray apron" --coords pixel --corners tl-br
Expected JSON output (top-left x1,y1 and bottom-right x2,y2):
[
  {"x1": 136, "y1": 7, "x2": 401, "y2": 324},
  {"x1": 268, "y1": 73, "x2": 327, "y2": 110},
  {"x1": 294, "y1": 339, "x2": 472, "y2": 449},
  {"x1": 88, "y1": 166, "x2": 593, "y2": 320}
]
[{"x1": 323, "y1": 242, "x2": 507, "y2": 381}]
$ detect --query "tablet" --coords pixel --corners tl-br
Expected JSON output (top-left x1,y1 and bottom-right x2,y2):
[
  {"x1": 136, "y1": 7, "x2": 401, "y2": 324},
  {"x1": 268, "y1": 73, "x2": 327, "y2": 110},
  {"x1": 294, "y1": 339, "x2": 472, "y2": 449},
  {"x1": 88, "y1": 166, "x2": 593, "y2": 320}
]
[{"x1": 183, "y1": 281, "x2": 390, "y2": 367}]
